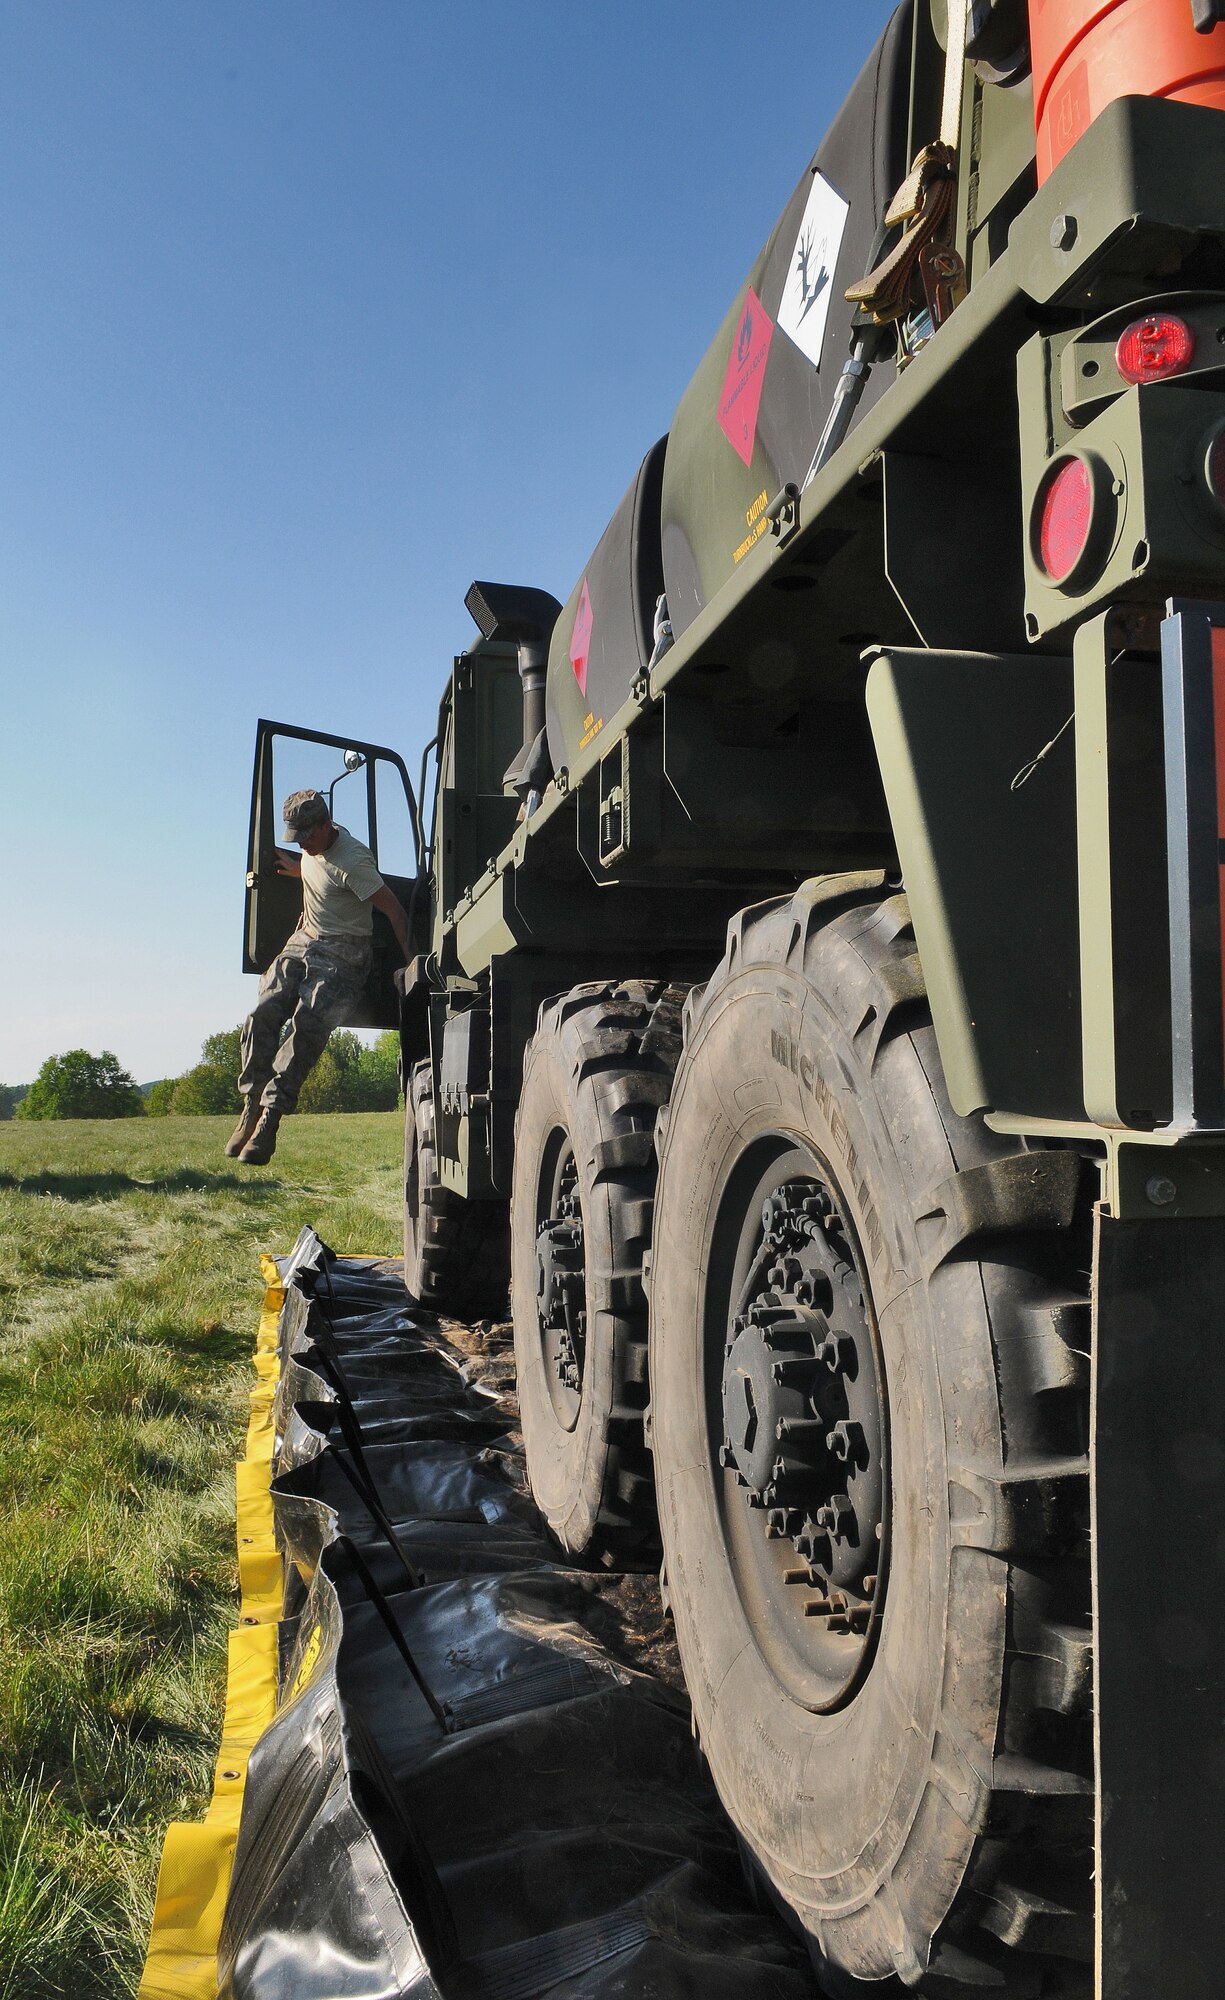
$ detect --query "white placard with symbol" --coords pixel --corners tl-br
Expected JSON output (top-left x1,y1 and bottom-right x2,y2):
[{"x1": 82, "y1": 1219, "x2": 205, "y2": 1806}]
[{"x1": 777, "y1": 170, "x2": 850, "y2": 369}]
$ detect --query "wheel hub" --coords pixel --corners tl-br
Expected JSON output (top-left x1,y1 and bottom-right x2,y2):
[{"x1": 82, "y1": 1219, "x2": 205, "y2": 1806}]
[
  {"x1": 721, "y1": 1307, "x2": 830, "y2": 1502},
  {"x1": 720, "y1": 1177, "x2": 887, "y2": 1663}
]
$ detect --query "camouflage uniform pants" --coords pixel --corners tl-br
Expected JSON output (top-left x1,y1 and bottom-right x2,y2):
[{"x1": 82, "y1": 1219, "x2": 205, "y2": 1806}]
[{"x1": 239, "y1": 930, "x2": 371, "y2": 1115}]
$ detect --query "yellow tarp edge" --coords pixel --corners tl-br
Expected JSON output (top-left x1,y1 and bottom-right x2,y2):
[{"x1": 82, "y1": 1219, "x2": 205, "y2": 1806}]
[{"x1": 137, "y1": 1261, "x2": 284, "y2": 2000}]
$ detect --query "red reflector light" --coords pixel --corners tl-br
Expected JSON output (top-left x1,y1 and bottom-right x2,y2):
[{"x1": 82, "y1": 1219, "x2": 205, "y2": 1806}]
[
  {"x1": 1115, "y1": 314, "x2": 1196, "y2": 384},
  {"x1": 1038, "y1": 456, "x2": 1093, "y2": 582}
]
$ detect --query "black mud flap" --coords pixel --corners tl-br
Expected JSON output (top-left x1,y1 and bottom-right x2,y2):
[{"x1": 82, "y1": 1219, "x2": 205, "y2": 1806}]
[{"x1": 217, "y1": 1230, "x2": 813, "y2": 2000}]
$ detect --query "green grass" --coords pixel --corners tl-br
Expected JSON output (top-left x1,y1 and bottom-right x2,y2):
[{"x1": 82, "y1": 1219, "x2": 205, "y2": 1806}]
[{"x1": 0, "y1": 1111, "x2": 405, "y2": 1999}]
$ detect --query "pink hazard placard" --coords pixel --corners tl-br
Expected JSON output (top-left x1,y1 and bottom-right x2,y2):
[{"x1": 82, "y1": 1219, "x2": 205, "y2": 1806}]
[
  {"x1": 717, "y1": 286, "x2": 774, "y2": 468},
  {"x1": 569, "y1": 578, "x2": 593, "y2": 696}
]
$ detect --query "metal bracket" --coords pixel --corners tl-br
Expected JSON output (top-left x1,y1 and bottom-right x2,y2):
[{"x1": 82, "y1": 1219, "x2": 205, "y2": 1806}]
[
  {"x1": 1162, "y1": 599, "x2": 1225, "y2": 1127},
  {"x1": 767, "y1": 482, "x2": 801, "y2": 549}
]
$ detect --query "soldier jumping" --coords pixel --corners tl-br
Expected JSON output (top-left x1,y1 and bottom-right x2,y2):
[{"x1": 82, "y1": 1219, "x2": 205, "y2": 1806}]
[{"x1": 227, "y1": 789, "x2": 409, "y2": 1164}]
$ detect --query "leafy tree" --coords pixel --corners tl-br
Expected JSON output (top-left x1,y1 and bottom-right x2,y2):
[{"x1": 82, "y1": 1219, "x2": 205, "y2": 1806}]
[
  {"x1": 331, "y1": 1029, "x2": 366, "y2": 1073},
  {"x1": 200, "y1": 1028, "x2": 242, "y2": 1078},
  {"x1": 171, "y1": 1063, "x2": 241, "y2": 1116},
  {"x1": 0, "y1": 1084, "x2": 27, "y2": 1121},
  {"x1": 297, "y1": 1046, "x2": 347, "y2": 1113},
  {"x1": 347, "y1": 1030, "x2": 401, "y2": 1111},
  {"x1": 297, "y1": 1032, "x2": 365, "y2": 1113},
  {"x1": 17, "y1": 1050, "x2": 145, "y2": 1121},
  {"x1": 146, "y1": 1019, "x2": 401, "y2": 1118},
  {"x1": 143, "y1": 1025, "x2": 245, "y2": 1116},
  {"x1": 296, "y1": 1029, "x2": 401, "y2": 1113}
]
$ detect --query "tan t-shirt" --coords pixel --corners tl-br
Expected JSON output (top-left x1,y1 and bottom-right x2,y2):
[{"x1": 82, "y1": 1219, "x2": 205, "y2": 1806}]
[{"x1": 300, "y1": 826, "x2": 385, "y2": 939}]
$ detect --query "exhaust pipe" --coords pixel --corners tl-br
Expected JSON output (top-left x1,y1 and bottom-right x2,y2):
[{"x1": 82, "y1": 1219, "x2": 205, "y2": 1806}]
[
  {"x1": 503, "y1": 638, "x2": 552, "y2": 797},
  {"x1": 461, "y1": 579, "x2": 561, "y2": 800}
]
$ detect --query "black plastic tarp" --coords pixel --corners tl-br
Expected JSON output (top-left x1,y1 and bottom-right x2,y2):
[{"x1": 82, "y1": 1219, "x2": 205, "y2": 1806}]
[{"x1": 217, "y1": 1229, "x2": 814, "y2": 1999}]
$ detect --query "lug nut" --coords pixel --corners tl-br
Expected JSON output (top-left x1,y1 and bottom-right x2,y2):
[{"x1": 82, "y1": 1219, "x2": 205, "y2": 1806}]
[
  {"x1": 776, "y1": 1413, "x2": 823, "y2": 1440},
  {"x1": 816, "y1": 1496, "x2": 855, "y2": 1541},
  {"x1": 826, "y1": 1419, "x2": 865, "y2": 1464},
  {"x1": 816, "y1": 1333, "x2": 854, "y2": 1374},
  {"x1": 770, "y1": 1357, "x2": 813, "y2": 1387},
  {"x1": 795, "y1": 1520, "x2": 832, "y2": 1562}
]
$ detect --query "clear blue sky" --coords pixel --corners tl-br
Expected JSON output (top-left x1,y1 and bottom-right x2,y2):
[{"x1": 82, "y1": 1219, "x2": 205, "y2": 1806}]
[{"x1": 1, "y1": 0, "x2": 897, "y2": 1085}]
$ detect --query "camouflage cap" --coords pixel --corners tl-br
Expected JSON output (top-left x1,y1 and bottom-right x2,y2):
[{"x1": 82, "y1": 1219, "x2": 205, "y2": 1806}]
[{"x1": 282, "y1": 789, "x2": 330, "y2": 841}]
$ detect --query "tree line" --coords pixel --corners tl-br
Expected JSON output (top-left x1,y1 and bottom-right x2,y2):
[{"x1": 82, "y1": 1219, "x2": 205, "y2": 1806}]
[{"x1": 9, "y1": 1029, "x2": 402, "y2": 1120}]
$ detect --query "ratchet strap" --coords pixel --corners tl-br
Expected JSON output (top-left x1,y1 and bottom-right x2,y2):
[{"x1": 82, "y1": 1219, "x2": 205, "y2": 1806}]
[{"x1": 846, "y1": 0, "x2": 970, "y2": 326}]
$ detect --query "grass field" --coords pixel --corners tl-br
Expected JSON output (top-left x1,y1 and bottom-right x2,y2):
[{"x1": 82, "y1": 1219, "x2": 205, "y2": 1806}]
[{"x1": 0, "y1": 1110, "x2": 405, "y2": 2000}]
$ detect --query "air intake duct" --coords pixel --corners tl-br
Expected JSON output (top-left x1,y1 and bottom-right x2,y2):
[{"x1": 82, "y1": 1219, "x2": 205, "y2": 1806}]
[{"x1": 461, "y1": 580, "x2": 562, "y2": 800}]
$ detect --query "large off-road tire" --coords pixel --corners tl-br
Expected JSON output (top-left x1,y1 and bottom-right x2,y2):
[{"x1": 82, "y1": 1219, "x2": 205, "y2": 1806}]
[
  {"x1": 511, "y1": 979, "x2": 688, "y2": 1563},
  {"x1": 403, "y1": 1059, "x2": 509, "y2": 1320},
  {"x1": 650, "y1": 878, "x2": 1093, "y2": 1996}
]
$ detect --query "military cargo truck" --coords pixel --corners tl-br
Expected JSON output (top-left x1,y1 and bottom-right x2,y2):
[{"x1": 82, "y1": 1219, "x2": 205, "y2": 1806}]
[{"x1": 244, "y1": 4, "x2": 1225, "y2": 1991}]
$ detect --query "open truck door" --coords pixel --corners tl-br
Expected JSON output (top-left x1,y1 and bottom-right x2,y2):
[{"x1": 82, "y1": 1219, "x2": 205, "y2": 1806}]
[{"x1": 244, "y1": 718, "x2": 423, "y2": 1030}]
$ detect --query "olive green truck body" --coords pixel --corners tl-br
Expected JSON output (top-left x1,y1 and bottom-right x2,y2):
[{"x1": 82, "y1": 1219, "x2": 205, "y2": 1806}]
[{"x1": 245, "y1": 6, "x2": 1225, "y2": 1993}]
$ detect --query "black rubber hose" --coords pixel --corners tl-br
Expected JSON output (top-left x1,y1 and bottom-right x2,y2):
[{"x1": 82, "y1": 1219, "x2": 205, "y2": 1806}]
[{"x1": 802, "y1": 218, "x2": 896, "y2": 489}]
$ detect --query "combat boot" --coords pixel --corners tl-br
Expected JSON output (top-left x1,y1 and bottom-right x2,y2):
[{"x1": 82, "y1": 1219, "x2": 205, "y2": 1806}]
[
  {"x1": 224, "y1": 1100, "x2": 261, "y2": 1159},
  {"x1": 239, "y1": 1108, "x2": 283, "y2": 1165}
]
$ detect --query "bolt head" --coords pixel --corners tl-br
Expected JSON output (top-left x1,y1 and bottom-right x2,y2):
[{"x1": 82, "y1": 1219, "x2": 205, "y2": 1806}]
[
  {"x1": 1050, "y1": 212, "x2": 1078, "y2": 252},
  {"x1": 817, "y1": 1332, "x2": 854, "y2": 1375},
  {"x1": 1146, "y1": 1175, "x2": 1178, "y2": 1208},
  {"x1": 816, "y1": 1495, "x2": 855, "y2": 1541}
]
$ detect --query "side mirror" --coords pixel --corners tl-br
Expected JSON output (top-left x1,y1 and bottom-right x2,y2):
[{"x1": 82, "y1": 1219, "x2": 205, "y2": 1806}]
[{"x1": 328, "y1": 750, "x2": 366, "y2": 813}]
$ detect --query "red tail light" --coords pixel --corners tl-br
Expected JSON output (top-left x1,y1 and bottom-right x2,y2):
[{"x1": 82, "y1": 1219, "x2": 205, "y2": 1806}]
[
  {"x1": 1037, "y1": 456, "x2": 1094, "y2": 582},
  {"x1": 1115, "y1": 314, "x2": 1196, "y2": 385}
]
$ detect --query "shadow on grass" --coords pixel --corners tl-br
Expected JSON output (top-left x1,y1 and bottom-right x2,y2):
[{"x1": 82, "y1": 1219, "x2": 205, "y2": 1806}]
[
  {"x1": 0, "y1": 1168, "x2": 282, "y2": 1201},
  {"x1": 111, "y1": 1707, "x2": 216, "y2": 1753},
  {"x1": 169, "y1": 1322, "x2": 252, "y2": 1367},
  {"x1": 115, "y1": 1373, "x2": 244, "y2": 1433},
  {"x1": 128, "y1": 1445, "x2": 213, "y2": 1487}
]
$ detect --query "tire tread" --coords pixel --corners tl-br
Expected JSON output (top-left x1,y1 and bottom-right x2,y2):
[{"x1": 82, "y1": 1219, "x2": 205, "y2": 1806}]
[
  {"x1": 658, "y1": 877, "x2": 1093, "y2": 1996},
  {"x1": 514, "y1": 978, "x2": 688, "y2": 1562},
  {"x1": 404, "y1": 1059, "x2": 509, "y2": 1320}
]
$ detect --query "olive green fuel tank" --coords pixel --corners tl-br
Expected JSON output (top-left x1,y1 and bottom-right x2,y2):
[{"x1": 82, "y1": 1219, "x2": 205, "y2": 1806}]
[
  {"x1": 545, "y1": 438, "x2": 666, "y2": 773},
  {"x1": 661, "y1": 3, "x2": 915, "y2": 641}
]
